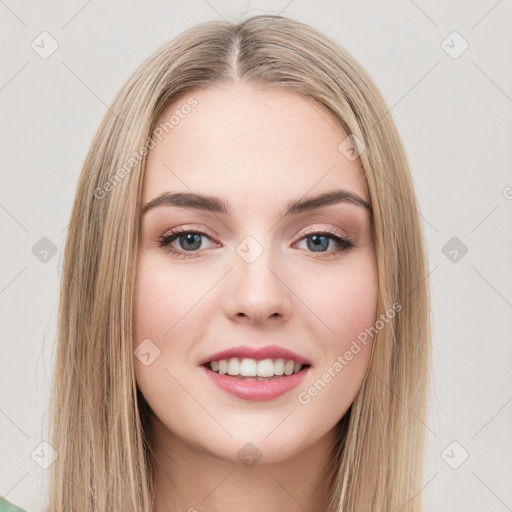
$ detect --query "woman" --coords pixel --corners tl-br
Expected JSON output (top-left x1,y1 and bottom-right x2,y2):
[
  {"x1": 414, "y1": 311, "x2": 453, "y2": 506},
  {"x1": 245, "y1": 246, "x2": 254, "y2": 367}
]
[{"x1": 4, "y1": 13, "x2": 431, "y2": 512}]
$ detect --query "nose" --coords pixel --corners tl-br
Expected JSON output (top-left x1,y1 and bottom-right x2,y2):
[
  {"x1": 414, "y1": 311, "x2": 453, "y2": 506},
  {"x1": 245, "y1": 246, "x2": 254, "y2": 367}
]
[{"x1": 223, "y1": 246, "x2": 293, "y2": 326}]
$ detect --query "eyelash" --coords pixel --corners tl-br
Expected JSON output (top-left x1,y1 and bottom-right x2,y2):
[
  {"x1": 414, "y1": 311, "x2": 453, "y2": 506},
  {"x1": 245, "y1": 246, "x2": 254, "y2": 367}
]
[{"x1": 157, "y1": 226, "x2": 356, "y2": 259}]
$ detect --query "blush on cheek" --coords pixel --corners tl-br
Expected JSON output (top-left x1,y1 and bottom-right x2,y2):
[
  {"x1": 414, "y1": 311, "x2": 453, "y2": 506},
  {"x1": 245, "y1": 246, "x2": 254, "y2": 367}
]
[
  {"x1": 133, "y1": 254, "x2": 182, "y2": 342},
  {"x1": 311, "y1": 269, "x2": 378, "y2": 340},
  {"x1": 133, "y1": 253, "x2": 216, "y2": 370},
  {"x1": 325, "y1": 289, "x2": 378, "y2": 374}
]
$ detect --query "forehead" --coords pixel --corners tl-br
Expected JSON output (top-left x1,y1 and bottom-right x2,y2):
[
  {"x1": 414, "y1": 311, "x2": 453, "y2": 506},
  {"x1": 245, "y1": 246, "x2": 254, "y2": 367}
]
[{"x1": 142, "y1": 82, "x2": 368, "y2": 206}]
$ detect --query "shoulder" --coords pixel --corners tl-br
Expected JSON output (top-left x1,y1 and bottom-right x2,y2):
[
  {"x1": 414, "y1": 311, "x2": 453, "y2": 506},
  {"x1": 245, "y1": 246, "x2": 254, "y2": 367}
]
[{"x1": 0, "y1": 497, "x2": 28, "y2": 512}]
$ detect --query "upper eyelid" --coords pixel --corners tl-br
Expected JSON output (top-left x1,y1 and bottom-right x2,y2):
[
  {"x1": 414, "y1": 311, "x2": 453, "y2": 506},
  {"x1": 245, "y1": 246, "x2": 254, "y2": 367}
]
[
  {"x1": 161, "y1": 225, "x2": 349, "y2": 244},
  {"x1": 162, "y1": 225, "x2": 217, "y2": 238},
  {"x1": 298, "y1": 225, "x2": 347, "y2": 237},
  {"x1": 162, "y1": 224, "x2": 346, "y2": 234}
]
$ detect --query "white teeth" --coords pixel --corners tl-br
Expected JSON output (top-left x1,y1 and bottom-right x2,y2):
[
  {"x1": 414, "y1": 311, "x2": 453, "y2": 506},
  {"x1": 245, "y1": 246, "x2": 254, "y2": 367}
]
[
  {"x1": 218, "y1": 360, "x2": 228, "y2": 375},
  {"x1": 240, "y1": 358, "x2": 257, "y2": 376},
  {"x1": 274, "y1": 358, "x2": 285, "y2": 375},
  {"x1": 206, "y1": 357, "x2": 305, "y2": 377},
  {"x1": 256, "y1": 359, "x2": 274, "y2": 377},
  {"x1": 284, "y1": 360, "x2": 294, "y2": 376},
  {"x1": 227, "y1": 357, "x2": 240, "y2": 375}
]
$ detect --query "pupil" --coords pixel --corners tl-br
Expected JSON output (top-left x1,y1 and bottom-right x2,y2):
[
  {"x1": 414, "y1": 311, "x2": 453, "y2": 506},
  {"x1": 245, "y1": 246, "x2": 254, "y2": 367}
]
[
  {"x1": 307, "y1": 234, "x2": 328, "y2": 252},
  {"x1": 180, "y1": 233, "x2": 201, "y2": 250}
]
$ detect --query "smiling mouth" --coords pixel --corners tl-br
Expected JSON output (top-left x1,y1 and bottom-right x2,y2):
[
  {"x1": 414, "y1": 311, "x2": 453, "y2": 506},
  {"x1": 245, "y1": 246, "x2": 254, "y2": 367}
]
[{"x1": 201, "y1": 362, "x2": 311, "y2": 381}]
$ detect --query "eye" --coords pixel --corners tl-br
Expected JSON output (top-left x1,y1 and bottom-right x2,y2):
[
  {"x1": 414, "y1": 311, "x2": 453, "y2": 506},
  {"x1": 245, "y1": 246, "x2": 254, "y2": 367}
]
[
  {"x1": 158, "y1": 228, "x2": 218, "y2": 259},
  {"x1": 294, "y1": 227, "x2": 355, "y2": 256},
  {"x1": 157, "y1": 226, "x2": 355, "y2": 259}
]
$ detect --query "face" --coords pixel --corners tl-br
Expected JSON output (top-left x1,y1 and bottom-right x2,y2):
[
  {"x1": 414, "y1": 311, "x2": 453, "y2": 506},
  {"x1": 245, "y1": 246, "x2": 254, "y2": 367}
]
[{"x1": 133, "y1": 82, "x2": 378, "y2": 464}]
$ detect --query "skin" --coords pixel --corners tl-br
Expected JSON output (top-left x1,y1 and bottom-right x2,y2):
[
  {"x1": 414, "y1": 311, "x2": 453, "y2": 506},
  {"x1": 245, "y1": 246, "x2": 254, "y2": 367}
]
[{"x1": 133, "y1": 81, "x2": 378, "y2": 512}]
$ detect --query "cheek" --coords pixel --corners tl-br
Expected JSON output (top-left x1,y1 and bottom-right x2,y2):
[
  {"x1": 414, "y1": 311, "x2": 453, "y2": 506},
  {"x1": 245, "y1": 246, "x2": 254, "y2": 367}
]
[
  {"x1": 133, "y1": 253, "x2": 207, "y2": 345},
  {"x1": 331, "y1": 272, "x2": 379, "y2": 345},
  {"x1": 132, "y1": 253, "x2": 203, "y2": 411},
  {"x1": 132, "y1": 254, "x2": 200, "y2": 398},
  {"x1": 304, "y1": 253, "x2": 379, "y2": 345},
  {"x1": 332, "y1": 258, "x2": 378, "y2": 371},
  {"x1": 297, "y1": 254, "x2": 378, "y2": 410}
]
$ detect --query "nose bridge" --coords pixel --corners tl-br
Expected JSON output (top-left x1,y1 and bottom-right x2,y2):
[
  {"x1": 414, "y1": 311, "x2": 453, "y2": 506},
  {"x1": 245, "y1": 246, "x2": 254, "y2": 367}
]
[{"x1": 226, "y1": 233, "x2": 292, "y2": 322}]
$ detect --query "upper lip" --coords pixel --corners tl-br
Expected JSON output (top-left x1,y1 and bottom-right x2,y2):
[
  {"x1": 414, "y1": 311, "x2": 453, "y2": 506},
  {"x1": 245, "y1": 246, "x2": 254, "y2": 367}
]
[{"x1": 198, "y1": 344, "x2": 312, "y2": 366}]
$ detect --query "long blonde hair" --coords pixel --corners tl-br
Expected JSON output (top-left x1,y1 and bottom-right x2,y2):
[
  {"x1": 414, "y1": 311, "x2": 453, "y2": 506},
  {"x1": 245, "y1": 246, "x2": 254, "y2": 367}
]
[{"x1": 48, "y1": 14, "x2": 431, "y2": 511}]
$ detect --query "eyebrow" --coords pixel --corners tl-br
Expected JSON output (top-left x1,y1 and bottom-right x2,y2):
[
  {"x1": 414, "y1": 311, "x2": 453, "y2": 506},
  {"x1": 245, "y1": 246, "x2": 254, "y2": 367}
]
[{"x1": 141, "y1": 189, "x2": 371, "y2": 216}]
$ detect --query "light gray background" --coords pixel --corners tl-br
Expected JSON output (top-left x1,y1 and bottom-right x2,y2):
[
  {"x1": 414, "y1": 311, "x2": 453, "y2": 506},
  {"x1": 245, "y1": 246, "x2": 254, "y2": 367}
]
[{"x1": 1, "y1": 1, "x2": 511, "y2": 511}]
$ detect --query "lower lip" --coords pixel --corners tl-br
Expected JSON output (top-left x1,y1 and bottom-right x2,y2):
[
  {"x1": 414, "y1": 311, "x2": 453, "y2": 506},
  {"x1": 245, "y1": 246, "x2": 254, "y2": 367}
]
[{"x1": 199, "y1": 365, "x2": 310, "y2": 401}]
